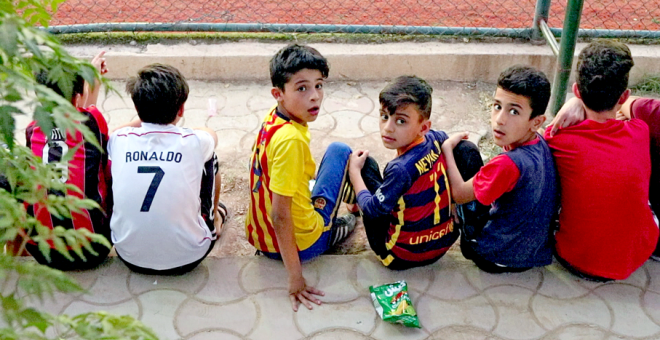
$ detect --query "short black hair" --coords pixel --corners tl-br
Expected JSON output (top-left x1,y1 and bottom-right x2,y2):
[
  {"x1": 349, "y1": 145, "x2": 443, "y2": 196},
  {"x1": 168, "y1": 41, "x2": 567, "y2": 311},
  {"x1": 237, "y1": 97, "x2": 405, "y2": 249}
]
[
  {"x1": 126, "y1": 64, "x2": 189, "y2": 124},
  {"x1": 577, "y1": 41, "x2": 634, "y2": 112},
  {"x1": 35, "y1": 70, "x2": 85, "y2": 101},
  {"x1": 497, "y1": 65, "x2": 551, "y2": 118},
  {"x1": 270, "y1": 44, "x2": 329, "y2": 90},
  {"x1": 379, "y1": 76, "x2": 433, "y2": 120}
]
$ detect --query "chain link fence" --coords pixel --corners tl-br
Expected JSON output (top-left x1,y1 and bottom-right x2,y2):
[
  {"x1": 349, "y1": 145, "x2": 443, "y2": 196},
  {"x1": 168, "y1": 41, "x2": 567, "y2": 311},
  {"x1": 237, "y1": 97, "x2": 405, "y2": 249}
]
[{"x1": 47, "y1": 0, "x2": 660, "y2": 38}]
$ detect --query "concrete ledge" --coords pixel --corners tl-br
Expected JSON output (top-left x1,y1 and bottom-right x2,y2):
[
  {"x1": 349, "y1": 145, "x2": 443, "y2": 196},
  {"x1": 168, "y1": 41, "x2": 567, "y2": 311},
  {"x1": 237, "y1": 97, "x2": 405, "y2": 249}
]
[{"x1": 65, "y1": 42, "x2": 660, "y2": 84}]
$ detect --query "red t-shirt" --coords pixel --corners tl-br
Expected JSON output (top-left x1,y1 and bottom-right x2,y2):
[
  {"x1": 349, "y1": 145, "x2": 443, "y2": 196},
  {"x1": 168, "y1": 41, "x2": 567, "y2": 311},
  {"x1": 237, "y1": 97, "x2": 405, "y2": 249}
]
[
  {"x1": 631, "y1": 98, "x2": 660, "y2": 215},
  {"x1": 545, "y1": 119, "x2": 658, "y2": 280},
  {"x1": 472, "y1": 138, "x2": 542, "y2": 206}
]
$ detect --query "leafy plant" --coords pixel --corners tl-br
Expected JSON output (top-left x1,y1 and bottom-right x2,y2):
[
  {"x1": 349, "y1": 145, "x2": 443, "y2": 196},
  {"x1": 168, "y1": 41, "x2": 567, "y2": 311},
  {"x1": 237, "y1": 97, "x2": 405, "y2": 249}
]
[
  {"x1": 0, "y1": 1, "x2": 158, "y2": 339},
  {"x1": 631, "y1": 74, "x2": 660, "y2": 96}
]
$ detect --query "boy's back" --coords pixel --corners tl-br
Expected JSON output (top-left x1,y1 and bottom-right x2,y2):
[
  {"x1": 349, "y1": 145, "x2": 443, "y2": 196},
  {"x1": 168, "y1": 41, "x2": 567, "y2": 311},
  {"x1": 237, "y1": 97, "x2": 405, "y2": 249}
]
[
  {"x1": 24, "y1": 59, "x2": 112, "y2": 270},
  {"x1": 545, "y1": 41, "x2": 658, "y2": 280},
  {"x1": 108, "y1": 63, "x2": 221, "y2": 274},
  {"x1": 545, "y1": 119, "x2": 657, "y2": 279},
  {"x1": 109, "y1": 123, "x2": 216, "y2": 269},
  {"x1": 25, "y1": 105, "x2": 112, "y2": 268}
]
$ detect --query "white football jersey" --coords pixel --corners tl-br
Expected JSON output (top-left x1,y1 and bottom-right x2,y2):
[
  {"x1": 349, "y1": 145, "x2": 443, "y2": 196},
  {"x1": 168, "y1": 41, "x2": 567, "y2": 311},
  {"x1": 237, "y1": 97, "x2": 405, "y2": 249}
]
[{"x1": 108, "y1": 123, "x2": 216, "y2": 269}]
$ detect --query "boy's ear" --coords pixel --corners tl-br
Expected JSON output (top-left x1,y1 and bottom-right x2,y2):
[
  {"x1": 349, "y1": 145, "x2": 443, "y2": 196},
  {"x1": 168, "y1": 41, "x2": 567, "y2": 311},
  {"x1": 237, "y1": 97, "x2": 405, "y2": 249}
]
[
  {"x1": 72, "y1": 93, "x2": 84, "y2": 108},
  {"x1": 530, "y1": 114, "x2": 546, "y2": 131},
  {"x1": 420, "y1": 119, "x2": 431, "y2": 135},
  {"x1": 271, "y1": 87, "x2": 283, "y2": 102},
  {"x1": 572, "y1": 83, "x2": 582, "y2": 99},
  {"x1": 177, "y1": 104, "x2": 185, "y2": 117},
  {"x1": 618, "y1": 88, "x2": 631, "y2": 105}
]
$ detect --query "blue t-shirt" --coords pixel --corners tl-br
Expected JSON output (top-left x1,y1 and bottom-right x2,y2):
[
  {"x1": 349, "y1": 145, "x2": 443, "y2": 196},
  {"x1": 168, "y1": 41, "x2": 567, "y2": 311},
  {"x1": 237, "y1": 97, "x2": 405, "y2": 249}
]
[{"x1": 474, "y1": 136, "x2": 559, "y2": 268}]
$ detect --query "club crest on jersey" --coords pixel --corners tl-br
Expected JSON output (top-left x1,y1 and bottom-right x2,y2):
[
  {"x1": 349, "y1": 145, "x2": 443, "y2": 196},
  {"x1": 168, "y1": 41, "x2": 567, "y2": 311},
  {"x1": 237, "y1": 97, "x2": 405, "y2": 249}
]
[{"x1": 314, "y1": 197, "x2": 326, "y2": 209}]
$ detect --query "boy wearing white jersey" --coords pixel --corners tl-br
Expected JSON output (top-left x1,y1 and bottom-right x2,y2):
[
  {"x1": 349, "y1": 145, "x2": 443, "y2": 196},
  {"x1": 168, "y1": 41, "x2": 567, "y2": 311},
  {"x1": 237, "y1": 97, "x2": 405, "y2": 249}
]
[{"x1": 108, "y1": 64, "x2": 226, "y2": 274}]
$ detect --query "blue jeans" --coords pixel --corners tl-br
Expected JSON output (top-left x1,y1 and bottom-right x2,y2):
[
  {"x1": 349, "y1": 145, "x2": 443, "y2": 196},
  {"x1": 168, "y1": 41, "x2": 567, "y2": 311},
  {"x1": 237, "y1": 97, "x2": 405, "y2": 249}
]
[{"x1": 262, "y1": 142, "x2": 353, "y2": 262}]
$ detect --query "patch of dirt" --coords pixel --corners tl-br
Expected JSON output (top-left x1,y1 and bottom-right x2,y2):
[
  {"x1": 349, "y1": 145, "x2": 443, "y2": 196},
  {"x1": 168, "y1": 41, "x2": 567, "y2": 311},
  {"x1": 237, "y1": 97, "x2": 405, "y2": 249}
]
[{"x1": 208, "y1": 160, "x2": 371, "y2": 257}]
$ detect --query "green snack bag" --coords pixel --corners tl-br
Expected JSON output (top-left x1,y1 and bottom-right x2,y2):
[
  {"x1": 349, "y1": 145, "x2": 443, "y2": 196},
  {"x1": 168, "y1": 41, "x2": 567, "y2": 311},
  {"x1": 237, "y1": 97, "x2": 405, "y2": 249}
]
[{"x1": 369, "y1": 280, "x2": 421, "y2": 328}]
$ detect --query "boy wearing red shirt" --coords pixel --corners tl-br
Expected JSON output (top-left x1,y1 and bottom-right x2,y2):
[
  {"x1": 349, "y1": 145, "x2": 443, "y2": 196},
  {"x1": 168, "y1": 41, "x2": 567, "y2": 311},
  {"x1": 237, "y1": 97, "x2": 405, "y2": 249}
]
[
  {"x1": 443, "y1": 66, "x2": 558, "y2": 273},
  {"x1": 545, "y1": 41, "x2": 658, "y2": 280}
]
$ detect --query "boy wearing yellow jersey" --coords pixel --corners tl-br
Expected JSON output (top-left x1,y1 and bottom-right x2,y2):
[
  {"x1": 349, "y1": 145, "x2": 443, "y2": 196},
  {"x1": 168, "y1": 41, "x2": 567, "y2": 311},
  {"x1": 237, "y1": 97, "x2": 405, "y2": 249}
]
[{"x1": 246, "y1": 44, "x2": 356, "y2": 312}]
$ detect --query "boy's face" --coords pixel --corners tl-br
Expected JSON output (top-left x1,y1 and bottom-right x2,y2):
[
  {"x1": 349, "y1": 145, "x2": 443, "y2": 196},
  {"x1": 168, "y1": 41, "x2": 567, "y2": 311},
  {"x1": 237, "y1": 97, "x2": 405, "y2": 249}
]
[
  {"x1": 379, "y1": 104, "x2": 431, "y2": 155},
  {"x1": 271, "y1": 68, "x2": 324, "y2": 125},
  {"x1": 491, "y1": 88, "x2": 544, "y2": 148}
]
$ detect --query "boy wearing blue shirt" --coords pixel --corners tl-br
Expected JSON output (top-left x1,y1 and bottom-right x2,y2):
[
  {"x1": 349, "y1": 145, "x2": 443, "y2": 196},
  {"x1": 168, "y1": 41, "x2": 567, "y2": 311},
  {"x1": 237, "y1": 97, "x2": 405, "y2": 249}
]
[
  {"x1": 442, "y1": 66, "x2": 559, "y2": 273},
  {"x1": 349, "y1": 76, "x2": 477, "y2": 269}
]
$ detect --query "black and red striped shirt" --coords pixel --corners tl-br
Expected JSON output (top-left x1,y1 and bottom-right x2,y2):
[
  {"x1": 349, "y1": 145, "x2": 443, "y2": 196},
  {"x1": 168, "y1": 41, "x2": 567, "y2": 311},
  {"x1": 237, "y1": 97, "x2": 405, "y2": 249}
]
[{"x1": 25, "y1": 106, "x2": 111, "y2": 244}]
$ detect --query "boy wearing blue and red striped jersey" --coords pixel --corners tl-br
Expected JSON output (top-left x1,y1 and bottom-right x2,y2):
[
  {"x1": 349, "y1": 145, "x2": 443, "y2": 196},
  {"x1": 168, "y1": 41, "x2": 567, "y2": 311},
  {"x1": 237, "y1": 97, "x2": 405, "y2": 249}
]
[
  {"x1": 349, "y1": 76, "x2": 467, "y2": 270},
  {"x1": 442, "y1": 66, "x2": 559, "y2": 273},
  {"x1": 246, "y1": 44, "x2": 357, "y2": 312},
  {"x1": 24, "y1": 52, "x2": 112, "y2": 270}
]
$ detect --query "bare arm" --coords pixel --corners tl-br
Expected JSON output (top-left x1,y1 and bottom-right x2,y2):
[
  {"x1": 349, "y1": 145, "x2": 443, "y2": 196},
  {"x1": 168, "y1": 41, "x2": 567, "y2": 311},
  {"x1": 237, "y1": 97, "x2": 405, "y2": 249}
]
[
  {"x1": 619, "y1": 95, "x2": 640, "y2": 120},
  {"x1": 83, "y1": 51, "x2": 108, "y2": 108},
  {"x1": 192, "y1": 127, "x2": 218, "y2": 147},
  {"x1": 109, "y1": 118, "x2": 142, "y2": 135},
  {"x1": 441, "y1": 133, "x2": 477, "y2": 204},
  {"x1": 348, "y1": 150, "x2": 369, "y2": 196},
  {"x1": 547, "y1": 97, "x2": 585, "y2": 137},
  {"x1": 271, "y1": 193, "x2": 323, "y2": 312}
]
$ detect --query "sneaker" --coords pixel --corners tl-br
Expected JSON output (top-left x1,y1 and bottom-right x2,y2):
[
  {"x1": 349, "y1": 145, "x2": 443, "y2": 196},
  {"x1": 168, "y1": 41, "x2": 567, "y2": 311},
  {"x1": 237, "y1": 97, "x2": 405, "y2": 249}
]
[{"x1": 330, "y1": 214, "x2": 357, "y2": 246}]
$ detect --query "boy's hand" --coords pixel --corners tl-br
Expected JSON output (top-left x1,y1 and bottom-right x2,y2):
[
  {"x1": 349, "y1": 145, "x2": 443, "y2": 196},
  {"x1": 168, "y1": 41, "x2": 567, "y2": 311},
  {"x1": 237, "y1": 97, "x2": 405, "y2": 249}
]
[
  {"x1": 444, "y1": 132, "x2": 469, "y2": 150},
  {"x1": 548, "y1": 97, "x2": 585, "y2": 137},
  {"x1": 616, "y1": 110, "x2": 630, "y2": 121},
  {"x1": 289, "y1": 274, "x2": 324, "y2": 312},
  {"x1": 349, "y1": 150, "x2": 369, "y2": 171},
  {"x1": 91, "y1": 51, "x2": 108, "y2": 75}
]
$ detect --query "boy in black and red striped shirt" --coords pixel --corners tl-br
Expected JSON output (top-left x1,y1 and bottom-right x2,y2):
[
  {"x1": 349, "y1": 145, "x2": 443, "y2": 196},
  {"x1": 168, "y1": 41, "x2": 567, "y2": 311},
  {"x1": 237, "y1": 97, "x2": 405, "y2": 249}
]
[{"x1": 25, "y1": 52, "x2": 112, "y2": 270}]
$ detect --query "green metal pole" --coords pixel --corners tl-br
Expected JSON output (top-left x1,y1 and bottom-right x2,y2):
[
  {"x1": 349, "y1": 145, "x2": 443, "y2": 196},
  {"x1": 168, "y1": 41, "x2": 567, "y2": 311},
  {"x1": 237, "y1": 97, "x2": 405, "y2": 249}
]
[
  {"x1": 550, "y1": 0, "x2": 584, "y2": 116},
  {"x1": 532, "y1": 0, "x2": 552, "y2": 41}
]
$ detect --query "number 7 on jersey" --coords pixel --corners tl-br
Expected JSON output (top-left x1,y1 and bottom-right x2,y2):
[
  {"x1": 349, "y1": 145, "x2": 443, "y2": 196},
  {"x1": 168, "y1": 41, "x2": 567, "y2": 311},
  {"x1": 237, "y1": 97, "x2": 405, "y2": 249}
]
[{"x1": 138, "y1": 166, "x2": 165, "y2": 212}]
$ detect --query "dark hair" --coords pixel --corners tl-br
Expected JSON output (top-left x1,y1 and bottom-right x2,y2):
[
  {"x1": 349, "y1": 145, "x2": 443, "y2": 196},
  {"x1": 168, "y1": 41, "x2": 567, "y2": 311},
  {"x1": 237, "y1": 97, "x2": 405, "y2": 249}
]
[
  {"x1": 270, "y1": 44, "x2": 329, "y2": 89},
  {"x1": 379, "y1": 76, "x2": 433, "y2": 120},
  {"x1": 126, "y1": 64, "x2": 189, "y2": 124},
  {"x1": 497, "y1": 65, "x2": 551, "y2": 118},
  {"x1": 35, "y1": 70, "x2": 85, "y2": 101},
  {"x1": 577, "y1": 41, "x2": 634, "y2": 112}
]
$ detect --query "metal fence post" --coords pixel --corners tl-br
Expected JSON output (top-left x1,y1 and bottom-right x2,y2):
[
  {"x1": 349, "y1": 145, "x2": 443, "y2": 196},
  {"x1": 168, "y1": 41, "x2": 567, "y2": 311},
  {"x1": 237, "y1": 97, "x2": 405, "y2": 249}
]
[
  {"x1": 532, "y1": 0, "x2": 552, "y2": 41},
  {"x1": 549, "y1": 0, "x2": 584, "y2": 116}
]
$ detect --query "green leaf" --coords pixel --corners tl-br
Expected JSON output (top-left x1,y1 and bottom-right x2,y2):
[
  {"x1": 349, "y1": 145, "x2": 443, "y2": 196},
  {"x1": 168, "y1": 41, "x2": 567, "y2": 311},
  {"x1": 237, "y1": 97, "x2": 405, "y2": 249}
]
[
  {"x1": 20, "y1": 308, "x2": 50, "y2": 333},
  {"x1": 37, "y1": 239, "x2": 52, "y2": 263},
  {"x1": 0, "y1": 105, "x2": 19, "y2": 150},
  {"x1": 0, "y1": 16, "x2": 19, "y2": 58},
  {"x1": 3, "y1": 88, "x2": 23, "y2": 102},
  {"x1": 33, "y1": 106, "x2": 54, "y2": 142}
]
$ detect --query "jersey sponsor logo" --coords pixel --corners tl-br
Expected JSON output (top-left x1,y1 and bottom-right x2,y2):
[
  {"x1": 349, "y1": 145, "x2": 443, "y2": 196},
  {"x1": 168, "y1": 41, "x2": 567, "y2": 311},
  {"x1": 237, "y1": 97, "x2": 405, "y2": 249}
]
[
  {"x1": 414, "y1": 149, "x2": 440, "y2": 175},
  {"x1": 408, "y1": 222, "x2": 454, "y2": 245},
  {"x1": 126, "y1": 151, "x2": 182, "y2": 163}
]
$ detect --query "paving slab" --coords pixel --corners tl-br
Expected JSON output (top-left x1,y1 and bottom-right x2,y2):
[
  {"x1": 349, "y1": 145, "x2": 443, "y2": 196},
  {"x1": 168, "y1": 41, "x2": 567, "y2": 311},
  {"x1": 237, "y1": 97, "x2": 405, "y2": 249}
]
[{"x1": 16, "y1": 256, "x2": 660, "y2": 340}]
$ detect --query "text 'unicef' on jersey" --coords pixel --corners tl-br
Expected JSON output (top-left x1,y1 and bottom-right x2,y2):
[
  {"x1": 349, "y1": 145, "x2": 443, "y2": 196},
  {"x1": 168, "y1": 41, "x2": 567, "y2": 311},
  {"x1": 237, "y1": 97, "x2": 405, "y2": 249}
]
[{"x1": 125, "y1": 151, "x2": 183, "y2": 163}]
